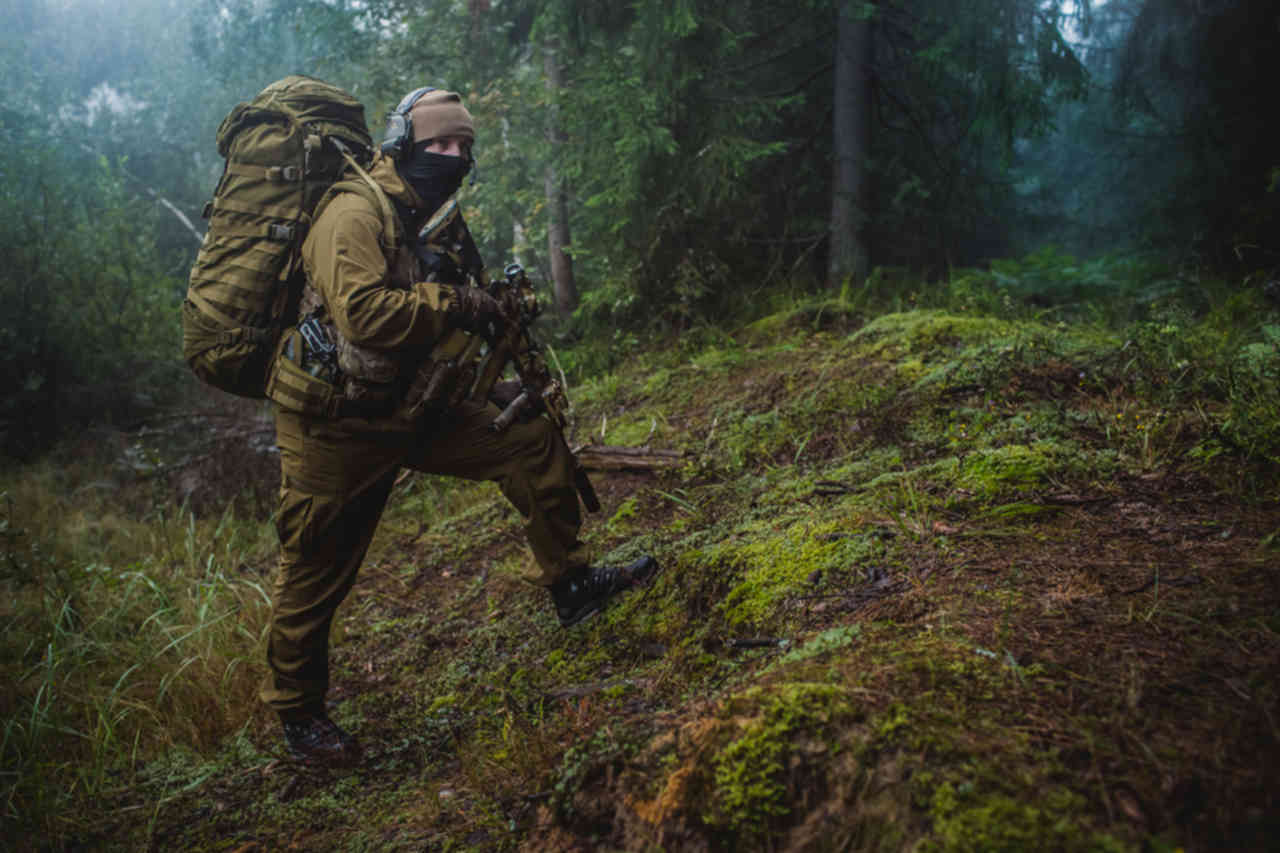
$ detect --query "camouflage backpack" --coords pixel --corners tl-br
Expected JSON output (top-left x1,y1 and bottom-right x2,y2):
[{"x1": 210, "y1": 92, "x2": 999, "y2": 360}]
[{"x1": 182, "y1": 75, "x2": 394, "y2": 399}]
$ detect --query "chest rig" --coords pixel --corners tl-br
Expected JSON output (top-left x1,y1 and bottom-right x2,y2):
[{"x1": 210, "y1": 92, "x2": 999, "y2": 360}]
[{"x1": 294, "y1": 195, "x2": 491, "y2": 423}]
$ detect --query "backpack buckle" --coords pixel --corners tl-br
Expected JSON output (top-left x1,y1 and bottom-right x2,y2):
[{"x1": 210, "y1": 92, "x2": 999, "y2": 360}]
[
  {"x1": 266, "y1": 165, "x2": 302, "y2": 182},
  {"x1": 299, "y1": 315, "x2": 337, "y2": 358},
  {"x1": 268, "y1": 223, "x2": 295, "y2": 242}
]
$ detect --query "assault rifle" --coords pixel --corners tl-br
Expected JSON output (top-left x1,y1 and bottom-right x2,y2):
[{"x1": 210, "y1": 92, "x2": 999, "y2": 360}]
[{"x1": 470, "y1": 263, "x2": 601, "y2": 514}]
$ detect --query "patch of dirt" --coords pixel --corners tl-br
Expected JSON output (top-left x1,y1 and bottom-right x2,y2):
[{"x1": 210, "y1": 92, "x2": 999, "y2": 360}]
[{"x1": 527, "y1": 469, "x2": 1279, "y2": 851}]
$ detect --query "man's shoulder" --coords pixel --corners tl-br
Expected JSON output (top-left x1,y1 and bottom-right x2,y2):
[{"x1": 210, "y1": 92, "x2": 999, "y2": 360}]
[
  {"x1": 321, "y1": 180, "x2": 387, "y2": 220},
  {"x1": 309, "y1": 179, "x2": 397, "y2": 249}
]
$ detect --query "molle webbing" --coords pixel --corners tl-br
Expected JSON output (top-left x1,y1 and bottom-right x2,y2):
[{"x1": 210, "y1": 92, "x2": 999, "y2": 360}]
[{"x1": 183, "y1": 74, "x2": 378, "y2": 399}]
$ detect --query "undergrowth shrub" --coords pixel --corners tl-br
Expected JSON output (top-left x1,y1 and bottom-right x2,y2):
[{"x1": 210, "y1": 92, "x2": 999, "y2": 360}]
[
  {"x1": 921, "y1": 248, "x2": 1280, "y2": 471},
  {"x1": 0, "y1": 139, "x2": 184, "y2": 457},
  {"x1": 942, "y1": 249, "x2": 1224, "y2": 326},
  {"x1": 1223, "y1": 324, "x2": 1280, "y2": 464}
]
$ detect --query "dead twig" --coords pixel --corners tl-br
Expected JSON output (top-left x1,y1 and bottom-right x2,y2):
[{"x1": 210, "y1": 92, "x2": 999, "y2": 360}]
[
  {"x1": 1040, "y1": 493, "x2": 1113, "y2": 506},
  {"x1": 1120, "y1": 573, "x2": 1203, "y2": 595}
]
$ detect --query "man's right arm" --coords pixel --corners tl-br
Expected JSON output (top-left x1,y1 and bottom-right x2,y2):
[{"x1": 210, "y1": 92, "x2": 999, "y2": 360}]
[
  {"x1": 304, "y1": 195, "x2": 452, "y2": 351},
  {"x1": 305, "y1": 195, "x2": 505, "y2": 351}
]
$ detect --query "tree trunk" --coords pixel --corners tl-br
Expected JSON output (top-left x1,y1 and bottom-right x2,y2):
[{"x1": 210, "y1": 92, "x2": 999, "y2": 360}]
[
  {"x1": 544, "y1": 38, "x2": 578, "y2": 315},
  {"x1": 828, "y1": 0, "x2": 873, "y2": 288}
]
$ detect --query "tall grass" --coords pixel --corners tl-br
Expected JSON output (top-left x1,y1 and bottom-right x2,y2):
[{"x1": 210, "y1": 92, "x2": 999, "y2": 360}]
[{"x1": 0, "y1": 458, "x2": 276, "y2": 841}]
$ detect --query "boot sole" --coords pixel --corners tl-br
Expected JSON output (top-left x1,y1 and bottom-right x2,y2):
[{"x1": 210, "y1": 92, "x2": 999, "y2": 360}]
[
  {"x1": 289, "y1": 748, "x2": 363, "y2": 768},
  {"x1": 558, "y1": 599, "x2": 606, "y2": 628}
]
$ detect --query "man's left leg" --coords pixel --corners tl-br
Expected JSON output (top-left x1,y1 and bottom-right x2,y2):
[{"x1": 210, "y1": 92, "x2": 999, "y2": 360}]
[
  {"x1": 406, "y1": 400, "x2": 656, "y2": 624},
  {"x1": 407, "y1": 400, "x2": 584, "y2": 580}
]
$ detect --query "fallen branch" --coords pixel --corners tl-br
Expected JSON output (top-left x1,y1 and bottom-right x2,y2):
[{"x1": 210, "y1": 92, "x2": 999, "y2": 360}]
[
  {"x1": 545, "y1": 678, "x2": 653, "y2": 701},
  {"x1": 574, "y1": 444, "x2": 686, "y2": 472},
  {"x1": 1039, "y1": 492, "x2": 1113, "y2": 506}
]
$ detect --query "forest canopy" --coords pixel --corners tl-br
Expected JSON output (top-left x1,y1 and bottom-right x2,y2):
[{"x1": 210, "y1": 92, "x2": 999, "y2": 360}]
[{"x1": 1, "y1": 0, "x2": 1277, "y2": 453}]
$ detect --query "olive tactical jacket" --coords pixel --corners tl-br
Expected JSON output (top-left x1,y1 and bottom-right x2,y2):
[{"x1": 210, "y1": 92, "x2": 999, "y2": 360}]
[
  {"x1": 301, "y1": 155, "x2": 454, "y2": 355},
  {"x1": 265, "y1": 155, "x2": 482, "y2": 423}
]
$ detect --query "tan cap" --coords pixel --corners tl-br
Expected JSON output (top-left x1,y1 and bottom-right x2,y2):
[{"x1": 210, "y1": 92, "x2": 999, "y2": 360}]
[{"x1": 409, "y1": 90, "x2": 475, "y2": 145}]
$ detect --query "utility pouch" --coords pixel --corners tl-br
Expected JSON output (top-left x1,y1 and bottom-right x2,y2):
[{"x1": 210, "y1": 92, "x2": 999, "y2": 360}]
[{"x1": 266, "y1": 327, "x2": 340, "y2": 417}]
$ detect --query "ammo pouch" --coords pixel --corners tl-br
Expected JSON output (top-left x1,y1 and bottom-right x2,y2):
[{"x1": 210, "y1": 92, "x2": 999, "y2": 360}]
[
  {"x1": 266, "y1": 327, "x2": 393, "y2": 419},
  {"x1": 266, "y1": 327, "x2": 339, "y2": 417}
]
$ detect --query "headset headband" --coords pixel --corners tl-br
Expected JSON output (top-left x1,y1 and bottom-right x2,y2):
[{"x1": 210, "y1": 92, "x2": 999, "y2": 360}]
[
  {"x1": 395, "y1": 86, "x2": 436, "y2": 115},
  {"x1": 381, "y1": 86, "x2": 438, "y2": 160}
]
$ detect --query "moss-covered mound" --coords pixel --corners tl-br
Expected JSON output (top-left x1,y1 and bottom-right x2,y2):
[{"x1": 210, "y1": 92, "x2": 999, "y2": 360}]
[{"x1": 6, "y1": 291, "x2": 1278, "y2": 851}]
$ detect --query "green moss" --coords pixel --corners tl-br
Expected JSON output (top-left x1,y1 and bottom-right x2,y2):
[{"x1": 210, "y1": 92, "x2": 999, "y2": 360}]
[
  {"x1": 851, "y1": 311, "x2": 1019, "y2": 359},
  {"x1": 639, "y1": 365, "x2": 676, "y2": 397},
  {"x1": 606, "y1": 496, "x2": 639, "y2": 535},
  {"x1": 876, "y1": 702, "x2": 911, "y2": 740},
  {"x1": 738, "y1": 298, "x2": 860, "y2": 343},
  {"x1": 426, "y1": 693, "x2": 459, "y2": 713},
  {"x1": 861, "y1": 458, "x2": 958, "y2": 494},
  {"x1": 923, "y1": 783, "x2": 1130, "y2": 853},
  {"x1": 955, "y1": 443, "x2": 1067, "y2": 499},
  {"x1": 601, "y1": 415, "x2": 660, "y2": 446},
  {"x1": 717, "y1": 408, "x2": 791, "y2": 471},
  {"x1": 691, "y1": 343, "x2": 749, "y2": 371},
  {"x1": 707, "y1": 682, "x2": 854, "y2": 838},
  {"x1": 776, "y1": 625, "x2": 861, "y2": 666},
  {"x1": 713, "y1": 520, "x2": 881, "y2": 629}
]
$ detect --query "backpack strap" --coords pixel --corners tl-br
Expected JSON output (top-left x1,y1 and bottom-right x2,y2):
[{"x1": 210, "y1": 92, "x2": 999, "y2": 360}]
[
  {"x1": 260, "y1": 92, "x2": 398, "y2": 252},
  {"x1": 330, "y1": 140, "x2": 397, "y2": 252}
]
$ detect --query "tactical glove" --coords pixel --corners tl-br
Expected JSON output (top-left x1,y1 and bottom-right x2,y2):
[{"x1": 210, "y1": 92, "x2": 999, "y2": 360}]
[{"x1": 449, "y1": 285, "x2": 506, "y2": 339}]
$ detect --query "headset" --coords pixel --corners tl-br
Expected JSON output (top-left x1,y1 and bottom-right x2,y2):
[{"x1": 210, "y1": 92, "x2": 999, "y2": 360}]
[
  {"x1": 381, "y1": 86, "x2": 436, "y2": 161},
  {"x1": 381, "y1": 85, "x2": 479, "y2": 184}
]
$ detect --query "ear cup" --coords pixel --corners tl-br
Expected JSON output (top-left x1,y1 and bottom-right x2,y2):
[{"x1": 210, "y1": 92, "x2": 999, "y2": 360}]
[
  {"x1": 380, "y1": 113, "x2": 411, "y2": 158},
  {"x1": 381, "y1": 86, "x2": 437, "y2": 160}
]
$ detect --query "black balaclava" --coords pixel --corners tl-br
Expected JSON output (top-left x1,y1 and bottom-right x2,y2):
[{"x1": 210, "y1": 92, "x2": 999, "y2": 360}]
[{"x1": 398, "y1": 140, "x2": 470, "y2": 219}]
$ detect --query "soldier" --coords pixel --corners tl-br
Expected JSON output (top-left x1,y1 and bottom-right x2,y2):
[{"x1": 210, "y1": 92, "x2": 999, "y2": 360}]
[{"x1": 264, "y1": 87, "x2": 657, "y2": 766}]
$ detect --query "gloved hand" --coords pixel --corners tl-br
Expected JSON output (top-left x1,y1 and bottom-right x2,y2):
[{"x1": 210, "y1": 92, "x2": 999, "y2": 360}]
[{"x1": 449, "y1": 285, "x2": 506, "y2": 339}]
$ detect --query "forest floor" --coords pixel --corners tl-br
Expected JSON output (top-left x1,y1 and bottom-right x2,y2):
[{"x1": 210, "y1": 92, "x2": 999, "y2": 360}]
[{"x1": 9, "y1": 302, "x2": 1280, "y2": 851}]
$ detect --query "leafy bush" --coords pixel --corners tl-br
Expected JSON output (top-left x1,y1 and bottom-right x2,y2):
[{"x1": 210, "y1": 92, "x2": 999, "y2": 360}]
[
  {"x1": 0, "y1": 132, "x2": 184, "y2": 456},
  {"x1": 1223, "y1": 324, "x2": 1280, "y2": 464},
  {"x1": 943, "y1": 249, "x2": 1183, "y2": 323}
]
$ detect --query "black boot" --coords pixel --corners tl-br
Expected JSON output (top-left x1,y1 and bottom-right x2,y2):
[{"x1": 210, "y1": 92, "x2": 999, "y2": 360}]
[
  {"x1": 282, "y1": 712, "x2": 363, "y2": 767},
  {"x1": 550, "y1": 556, "x2": 659, "y2": 628}
]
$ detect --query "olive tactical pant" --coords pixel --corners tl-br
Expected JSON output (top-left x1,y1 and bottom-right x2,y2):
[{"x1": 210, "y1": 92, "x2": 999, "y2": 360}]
[{"x1": 262, "y1": 401, "x2": 586, "y2": 717}]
